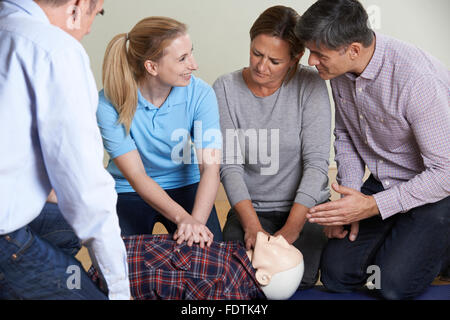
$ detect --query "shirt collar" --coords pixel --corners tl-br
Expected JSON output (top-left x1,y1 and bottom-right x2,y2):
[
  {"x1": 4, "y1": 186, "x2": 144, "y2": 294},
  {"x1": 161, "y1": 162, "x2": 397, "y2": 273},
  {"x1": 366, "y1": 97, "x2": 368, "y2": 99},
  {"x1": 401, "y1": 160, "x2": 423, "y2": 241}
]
[
  {"x1": 3, "y1": 0, "x2": 50, "y2": 24},
  {"x1": 137, "y1": 80, "x2": 189, "y2": 110},
  {"x1": 359, "y1": 32, "x2": 386, "y2": 80}
]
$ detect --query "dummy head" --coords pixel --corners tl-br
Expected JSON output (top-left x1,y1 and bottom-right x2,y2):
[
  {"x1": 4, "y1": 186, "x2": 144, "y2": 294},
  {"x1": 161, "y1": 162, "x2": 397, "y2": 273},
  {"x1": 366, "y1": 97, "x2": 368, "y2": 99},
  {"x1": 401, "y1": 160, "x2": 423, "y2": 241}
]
[{"x1": 248, "y1": 232, "x2": 304, "y2": 300}]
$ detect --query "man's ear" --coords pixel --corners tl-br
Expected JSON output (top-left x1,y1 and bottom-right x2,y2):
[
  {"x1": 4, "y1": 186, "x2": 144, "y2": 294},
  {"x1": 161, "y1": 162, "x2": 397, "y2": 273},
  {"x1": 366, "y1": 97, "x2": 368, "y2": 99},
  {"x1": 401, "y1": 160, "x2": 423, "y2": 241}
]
[
  {"x1": 144, "y1": 60, "x2": 158, "y2": 76},
  {"x1": 348, "y1": 43, "x2": 362, "y2": 60},
  {"x1": 255, "y1": 270, "x2": 271, "y2": 286},
  {"x1": 73, "y1": 0, "x2": 89, "y2": 15}
]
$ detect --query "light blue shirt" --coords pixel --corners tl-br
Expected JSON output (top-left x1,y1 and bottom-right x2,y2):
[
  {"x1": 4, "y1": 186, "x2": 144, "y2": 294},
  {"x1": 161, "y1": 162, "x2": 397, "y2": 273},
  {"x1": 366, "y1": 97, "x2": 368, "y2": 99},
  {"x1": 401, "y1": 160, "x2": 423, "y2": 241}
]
[
  {"x1": 97, "y1": 75, "x2": 222, "y2": 192},
  {"x1": 0, "y1": 0, "x2": 130, "y2": 299}
]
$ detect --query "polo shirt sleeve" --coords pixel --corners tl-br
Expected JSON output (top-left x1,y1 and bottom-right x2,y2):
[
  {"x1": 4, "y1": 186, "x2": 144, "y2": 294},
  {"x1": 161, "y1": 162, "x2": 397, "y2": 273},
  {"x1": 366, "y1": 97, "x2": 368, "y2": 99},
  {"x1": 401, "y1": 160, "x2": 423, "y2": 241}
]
[
  {"x1": 192, "y1": 83, "x2": 223, "y2": 150},
  {"x1": 96, "y1": 91, "x2": 137, "y2": 159}
]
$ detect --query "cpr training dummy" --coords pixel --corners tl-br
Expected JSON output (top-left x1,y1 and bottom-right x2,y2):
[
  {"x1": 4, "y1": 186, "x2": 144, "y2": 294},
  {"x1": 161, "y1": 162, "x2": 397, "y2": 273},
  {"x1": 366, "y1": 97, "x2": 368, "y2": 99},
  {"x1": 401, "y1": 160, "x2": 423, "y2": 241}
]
[{"x1": 89, "y1": 232, "x2": 304, "y2": 300}]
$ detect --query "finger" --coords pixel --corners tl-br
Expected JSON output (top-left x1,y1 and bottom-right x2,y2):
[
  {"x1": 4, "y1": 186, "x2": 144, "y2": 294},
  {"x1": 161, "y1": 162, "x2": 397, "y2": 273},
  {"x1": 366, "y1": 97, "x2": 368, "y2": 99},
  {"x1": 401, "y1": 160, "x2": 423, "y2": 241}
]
[
  {"x1": 313, "y1": 220, "x2": 350, "y2": 227},
  {"x1": 193, "y1": 232, "x2": 200, "y2": 244},
  {"x1": 245, "y1": 238, "x2": 254, "y2": 251},
  {"x1": 207, "y1": 236, "x2": 213, "y2": 247},
  {"x1": 334, "y1": 229, "x2": 348, "y2": 239},
  {"x1": 308, "y1": 199, "x2": 346, "y2": 214},
  {"x1": 176, "y1": 233, "x2": 185, "y2": 244},
  {"x1": 308, "y1": 209, "x2": 344, "y2": 223},
  {"x1": 203, "y1": 230, "x2": 212, "y2": 246},
  {"x1": 332, "y1": 183, "x2": 355, "y2": 196},
  {"x1": 187, "y1": 235, "x2": 194, "y2": 247},
  {"x1": 349, "y1": 222, "x2": 359, "y2": 242}
]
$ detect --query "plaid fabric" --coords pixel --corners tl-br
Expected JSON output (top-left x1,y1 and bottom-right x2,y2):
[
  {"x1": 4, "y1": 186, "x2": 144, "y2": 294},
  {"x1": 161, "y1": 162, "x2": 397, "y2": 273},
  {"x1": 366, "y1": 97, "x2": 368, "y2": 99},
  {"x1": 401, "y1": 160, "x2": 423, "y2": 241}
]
[
  {"x1": 89, "y1": 234, "x2": 265, "y2": 300},
  {"x1": 332, "y1": 32, "x2": 450, "y2": 219}
]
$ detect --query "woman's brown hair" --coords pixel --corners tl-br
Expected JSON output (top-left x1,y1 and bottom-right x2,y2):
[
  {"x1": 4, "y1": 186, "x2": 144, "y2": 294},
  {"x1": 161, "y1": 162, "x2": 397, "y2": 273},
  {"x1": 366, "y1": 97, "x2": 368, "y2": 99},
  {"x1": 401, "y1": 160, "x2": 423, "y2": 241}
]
[{"x1": 250, "y1": 5, "x2": 305, "y2": 82}]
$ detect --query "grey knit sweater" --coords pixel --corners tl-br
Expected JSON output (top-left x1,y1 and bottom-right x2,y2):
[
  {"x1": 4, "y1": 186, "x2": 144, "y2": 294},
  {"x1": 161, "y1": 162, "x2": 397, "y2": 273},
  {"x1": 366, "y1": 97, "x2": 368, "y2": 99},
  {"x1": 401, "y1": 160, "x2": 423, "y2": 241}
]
[{"x1": 213, "y1": 66, "x2": 331, "y2": 212}]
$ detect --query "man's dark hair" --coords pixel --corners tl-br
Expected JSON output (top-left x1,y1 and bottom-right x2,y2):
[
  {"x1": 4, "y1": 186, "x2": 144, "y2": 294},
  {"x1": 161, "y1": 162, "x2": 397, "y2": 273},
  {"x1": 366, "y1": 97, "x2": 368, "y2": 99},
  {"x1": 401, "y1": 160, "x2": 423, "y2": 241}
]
[{"x1": 295, "y1": 0, "x2": 374, "y2": 50}]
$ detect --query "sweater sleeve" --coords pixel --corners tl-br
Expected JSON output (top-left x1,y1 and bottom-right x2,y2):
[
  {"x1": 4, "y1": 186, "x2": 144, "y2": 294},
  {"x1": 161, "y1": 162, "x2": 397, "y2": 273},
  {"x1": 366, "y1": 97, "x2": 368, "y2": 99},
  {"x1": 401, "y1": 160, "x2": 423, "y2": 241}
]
[
  {"x1": 213, "y1": 76, "x2": 252, "y2": 207},
  {"x1": 295, "y1": 71, "x2": 332, "y2": 208}
]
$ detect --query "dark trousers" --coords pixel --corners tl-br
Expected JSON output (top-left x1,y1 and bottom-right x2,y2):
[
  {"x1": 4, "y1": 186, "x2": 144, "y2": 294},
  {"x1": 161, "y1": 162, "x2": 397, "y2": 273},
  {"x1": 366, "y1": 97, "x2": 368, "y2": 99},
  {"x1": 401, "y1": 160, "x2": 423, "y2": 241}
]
[
  {"x1": 320, "y1": 175, "x2": 450, "y2": 300},
  {"x1": 116, "y1": 182, "x2": 223, "y2": 241}
]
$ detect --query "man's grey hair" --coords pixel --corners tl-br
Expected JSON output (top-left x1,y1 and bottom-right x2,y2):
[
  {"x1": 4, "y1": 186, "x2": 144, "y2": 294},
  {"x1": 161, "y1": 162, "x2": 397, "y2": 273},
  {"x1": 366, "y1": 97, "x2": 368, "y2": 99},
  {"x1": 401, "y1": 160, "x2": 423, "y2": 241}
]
[
  {"x1": 295, "y1": 0, "x2": 374, "y2": 50},
  {"x1": 35, "y1": 0, "x2": 98, "y2": 13}
]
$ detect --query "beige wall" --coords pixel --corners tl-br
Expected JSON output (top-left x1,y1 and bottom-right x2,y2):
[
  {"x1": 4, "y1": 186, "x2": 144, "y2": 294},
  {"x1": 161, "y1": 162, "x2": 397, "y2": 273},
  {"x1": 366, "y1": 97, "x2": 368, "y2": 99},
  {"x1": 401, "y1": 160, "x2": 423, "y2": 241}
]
[{"x1": 83, "y1": 0, "x2": 450, "y2": 167}]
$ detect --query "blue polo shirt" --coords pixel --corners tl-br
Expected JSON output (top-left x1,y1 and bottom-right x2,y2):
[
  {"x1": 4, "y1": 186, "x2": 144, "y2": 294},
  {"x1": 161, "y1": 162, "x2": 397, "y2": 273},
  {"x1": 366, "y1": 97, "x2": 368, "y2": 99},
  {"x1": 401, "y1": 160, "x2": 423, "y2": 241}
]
[{"x1": 97, "y1": 75, "x2": 222, "y2": 192}]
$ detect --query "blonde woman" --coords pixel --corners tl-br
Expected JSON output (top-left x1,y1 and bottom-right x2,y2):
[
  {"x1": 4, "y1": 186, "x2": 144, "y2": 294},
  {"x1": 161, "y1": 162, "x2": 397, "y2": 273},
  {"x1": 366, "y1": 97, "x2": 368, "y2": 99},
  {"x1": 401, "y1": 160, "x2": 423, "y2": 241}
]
[{"x1": 97, "y1": 17, "x2": 223, "y2": 246}]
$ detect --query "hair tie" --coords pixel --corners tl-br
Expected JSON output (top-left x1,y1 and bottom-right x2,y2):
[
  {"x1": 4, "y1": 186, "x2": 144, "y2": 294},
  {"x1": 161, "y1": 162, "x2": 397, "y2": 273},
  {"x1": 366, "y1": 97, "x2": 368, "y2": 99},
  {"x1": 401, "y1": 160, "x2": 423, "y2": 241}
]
[{"x1": 126, "y1": 33, "x2": 129, "y2": 41}]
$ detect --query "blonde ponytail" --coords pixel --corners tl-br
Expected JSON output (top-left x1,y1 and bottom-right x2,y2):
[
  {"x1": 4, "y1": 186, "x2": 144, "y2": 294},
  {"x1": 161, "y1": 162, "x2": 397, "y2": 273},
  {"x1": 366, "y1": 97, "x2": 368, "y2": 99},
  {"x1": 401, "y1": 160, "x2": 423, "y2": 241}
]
[
  {"x1": 101, "y1": 17, "x2": 187, "y2": 133},
  {"x1": 102, "y1": 33, "x2": 137, "y2": 133}
]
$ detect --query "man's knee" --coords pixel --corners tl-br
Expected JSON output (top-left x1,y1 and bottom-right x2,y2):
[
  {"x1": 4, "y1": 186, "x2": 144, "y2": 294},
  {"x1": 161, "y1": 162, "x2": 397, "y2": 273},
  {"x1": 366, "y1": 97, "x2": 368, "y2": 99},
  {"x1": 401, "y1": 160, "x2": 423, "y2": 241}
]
[{"x1": 320, "y1": 242, "x2": 366, "y2": 293}]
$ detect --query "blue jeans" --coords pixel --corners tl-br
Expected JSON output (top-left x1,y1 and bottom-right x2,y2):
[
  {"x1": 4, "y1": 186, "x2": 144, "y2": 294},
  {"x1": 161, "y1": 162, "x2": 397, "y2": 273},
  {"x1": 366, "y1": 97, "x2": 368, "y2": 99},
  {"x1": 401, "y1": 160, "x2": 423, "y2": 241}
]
[
  {"x1": 0, "y1": 203, "x2": 107, "y2": 300},
  {"x1": 117, "y1": 182, "x2": 223, "y2": 241},
  {"x1": 320, "y1": 175, "x2": 450, "y2": 300}
]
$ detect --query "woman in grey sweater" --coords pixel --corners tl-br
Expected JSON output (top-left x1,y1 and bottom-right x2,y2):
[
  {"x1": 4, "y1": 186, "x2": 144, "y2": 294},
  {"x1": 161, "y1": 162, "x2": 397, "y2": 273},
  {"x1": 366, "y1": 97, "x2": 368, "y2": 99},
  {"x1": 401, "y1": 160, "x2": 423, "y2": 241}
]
[{"x1": 213, "y1": 5, "x2": 331, "y2": 288}]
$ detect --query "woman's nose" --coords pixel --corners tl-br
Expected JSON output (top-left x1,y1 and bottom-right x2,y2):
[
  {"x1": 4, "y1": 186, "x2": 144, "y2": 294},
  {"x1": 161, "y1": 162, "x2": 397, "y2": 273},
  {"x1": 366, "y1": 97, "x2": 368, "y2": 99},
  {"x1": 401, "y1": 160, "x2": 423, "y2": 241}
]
[
  {"x1": 189, "y1": 54, "x2": 198, "y2": 71},
  {"x1": 256, "y1": 58, "x2": 268, "y2": 73}
]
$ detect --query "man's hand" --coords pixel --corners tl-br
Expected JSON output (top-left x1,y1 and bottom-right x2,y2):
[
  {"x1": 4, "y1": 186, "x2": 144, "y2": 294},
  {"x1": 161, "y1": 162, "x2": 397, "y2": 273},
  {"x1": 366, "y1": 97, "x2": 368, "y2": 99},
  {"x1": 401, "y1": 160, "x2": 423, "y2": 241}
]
[
  {"x1": 307, "y1": 183, "x2": 379, "y2": 226},
  {"x1": 324, "y1": 222, "x2": 359, "y2": 242}
]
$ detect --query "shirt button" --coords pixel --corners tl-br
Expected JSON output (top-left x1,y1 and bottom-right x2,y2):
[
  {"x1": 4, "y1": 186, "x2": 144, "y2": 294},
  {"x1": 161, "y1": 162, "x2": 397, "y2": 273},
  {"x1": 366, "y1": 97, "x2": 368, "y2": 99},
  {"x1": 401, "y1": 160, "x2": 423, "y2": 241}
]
[
  {"x1": 4, "y1": 235, "x2": 11, "y2": 241},
  {"x1": 358, "y1": 88, "x2": 363, "y2": 92},
  {"x1": 11, "y1": 253, "x2": 18, "y2": 260},
  {"x1": 379, "y1": 160, "x2": 384, "y2": 164},
  {"x1": 385, "y1": 181, "x2": 390, "y2": 186},
  {"x1": 359, "y1": 115, "x2": 363, "y2": 119}
]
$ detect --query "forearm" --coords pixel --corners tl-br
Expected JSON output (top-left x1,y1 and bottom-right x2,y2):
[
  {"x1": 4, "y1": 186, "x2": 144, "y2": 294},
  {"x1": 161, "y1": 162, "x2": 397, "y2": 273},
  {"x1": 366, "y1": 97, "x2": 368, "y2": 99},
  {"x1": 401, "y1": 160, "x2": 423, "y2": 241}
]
[
  {"x1": 275, "y1": 202, "x2": 309, "y2": 244},
  {"x1": 334, "y1": 128, "x2": 366, "y2": 191},
  {"x1": 285, "y1": 202, "x2": 308, "y2": 231},
  {"x1": 191, "y1": 164, "x2": 220, "y2": 224},
  {"x1": 233, "y1": 199, "x2": 262, "y2": 232},
  {"x1": 132, "y1": 174, "x2": 190, "y2": 224}
]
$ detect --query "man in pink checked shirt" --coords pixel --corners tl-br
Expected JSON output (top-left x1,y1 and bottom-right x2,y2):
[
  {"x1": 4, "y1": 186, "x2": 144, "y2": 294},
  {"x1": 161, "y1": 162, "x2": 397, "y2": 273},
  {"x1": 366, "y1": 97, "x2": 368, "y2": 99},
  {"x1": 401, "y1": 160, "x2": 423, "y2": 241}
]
[{"x1": 295, "y1": 0, "x2": 449, "y2": 300}]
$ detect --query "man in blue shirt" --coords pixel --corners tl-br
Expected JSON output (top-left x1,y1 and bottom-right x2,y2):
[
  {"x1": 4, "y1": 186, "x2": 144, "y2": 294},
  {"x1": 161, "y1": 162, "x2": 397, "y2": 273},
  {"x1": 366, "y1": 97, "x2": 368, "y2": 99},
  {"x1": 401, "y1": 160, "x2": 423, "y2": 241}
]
[{"x1": 0, "y1": 0, "x2": 130, "y2": 299}]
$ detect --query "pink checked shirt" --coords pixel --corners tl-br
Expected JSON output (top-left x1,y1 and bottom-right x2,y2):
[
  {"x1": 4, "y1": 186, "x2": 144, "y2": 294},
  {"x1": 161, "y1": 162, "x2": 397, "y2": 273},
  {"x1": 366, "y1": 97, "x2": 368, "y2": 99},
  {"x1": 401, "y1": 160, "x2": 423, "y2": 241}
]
[{"x1": 331, "y1": 33, "x2": 450, "y2": 219}]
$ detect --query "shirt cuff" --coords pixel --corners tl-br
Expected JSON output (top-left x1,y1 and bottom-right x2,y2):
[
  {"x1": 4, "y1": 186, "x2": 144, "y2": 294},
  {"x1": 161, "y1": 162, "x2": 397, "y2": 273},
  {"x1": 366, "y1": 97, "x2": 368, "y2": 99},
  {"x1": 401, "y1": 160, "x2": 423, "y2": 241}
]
[
  {"x1": 107, "y1": 278, "x2": 131, "y2": 300},
  {"x1": 373, "y1": 188, "x2": 403, "y2": 220}
]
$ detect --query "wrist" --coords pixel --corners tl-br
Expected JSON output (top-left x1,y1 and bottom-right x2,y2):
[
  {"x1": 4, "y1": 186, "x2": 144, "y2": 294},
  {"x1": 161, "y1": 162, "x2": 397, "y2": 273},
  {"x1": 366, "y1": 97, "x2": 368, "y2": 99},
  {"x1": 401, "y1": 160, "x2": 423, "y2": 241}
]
[{"x1": 368, "y1": 196, "x2": 380, "y2": 216}]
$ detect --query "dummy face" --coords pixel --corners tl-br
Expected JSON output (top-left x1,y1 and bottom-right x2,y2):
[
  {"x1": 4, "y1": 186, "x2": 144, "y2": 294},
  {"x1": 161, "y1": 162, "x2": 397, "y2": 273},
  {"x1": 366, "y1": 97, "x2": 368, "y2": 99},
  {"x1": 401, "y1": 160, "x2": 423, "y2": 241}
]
[
  {"x1": 250, "y1": 232, "x2": 303, "y2": 286},
  {"x1": 305, "y1": 41, "x2": 353, "y2": 80},
  {"x1": 145, "y1": 33, "x2": 198, "y2": 87},
  {"x1": 247, "y1": 34, "x2": 299, "y2": 88}
]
